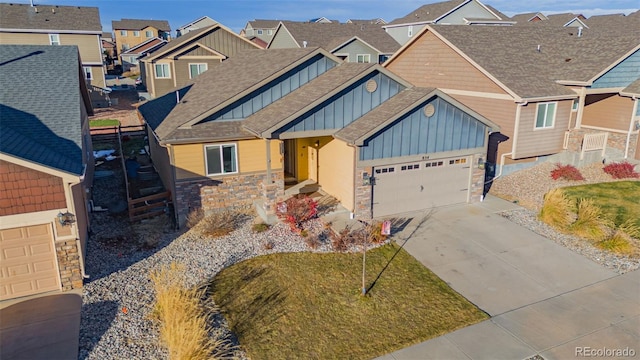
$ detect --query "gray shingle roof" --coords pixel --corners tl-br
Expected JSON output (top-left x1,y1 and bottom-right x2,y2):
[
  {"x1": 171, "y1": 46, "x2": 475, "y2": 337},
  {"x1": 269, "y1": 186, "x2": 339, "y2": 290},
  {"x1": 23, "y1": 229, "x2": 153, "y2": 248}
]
[
  {"x1": 248, "y1": 20, "x2": 282, "y2": 29},
  {"x1": 0, "y1": 45, "x2": 86, "y2": 175},
  {"x1": 387, "y1": 0, "x2": 468, "y2": 25},
  {"x1": 276, "y1": 21, "x2": 400, "y2": 54},
  {"x1": 621, "y1": 78, "x2": 640, "y2": 96},
  {"x1": 0, "y1": 3, "x2": 101, "y2": 32},
  {"x1": 144, "y1": 47, "x2": 329, "y2": 141},
  {"x1": 112, "y1": 19, "x2": 170, "y2": 31},
  {"x1": 427, "y1": 24, "x2": 640, "y2": 99},
  {"x1": 243, "y1": 63, "x2": 379, "y2": 136}
]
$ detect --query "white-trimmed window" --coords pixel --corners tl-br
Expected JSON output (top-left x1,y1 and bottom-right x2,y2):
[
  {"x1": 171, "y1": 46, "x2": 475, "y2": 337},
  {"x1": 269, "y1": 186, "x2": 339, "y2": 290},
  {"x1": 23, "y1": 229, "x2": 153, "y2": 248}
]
[
  {"x1": 535, "y1": 102, "x2": 557, "y2": 129},
  {"x1": 205, "y1": 144, "x2": 238, "y2": 176},
  {"x1": 120, "y1": 30, "x2": 127, "y2": 36},
  {"x1": 572, "y1": 99, "x2": 579, "y2": 112},
  {"x1": 154, "y1": 63, "x2": 170, "y2": 78},
  {"x1": 49, "y1": 34, "x2": 60, "y2": 45},
  {"x1": 121, "y1": 44, "x2": 130, "y2": 51},
  {"x1": 408, "y1": 25, "x2": 413, "y2": 37},
  {"x1": 133, "y1": 30, "x2": 140, "y2": 37},
  {"x1": 356, "y1": 54, "x2": 371, "y2": 63},
  {"x1": 128, "y1": 56, "x2": 138, "y2": 64},
  {"x1": 83, "y1": 66, "x2": 93, "y2": 81},
  {"x1": 189, "y1": 63, "x2": 208, "y2": 78},
  {"x1": 146, "y1": 30, "x2": 153, "y2": 38},
  {"x1": 257, "y1": 29, "x2": 264, "y2": 35}
]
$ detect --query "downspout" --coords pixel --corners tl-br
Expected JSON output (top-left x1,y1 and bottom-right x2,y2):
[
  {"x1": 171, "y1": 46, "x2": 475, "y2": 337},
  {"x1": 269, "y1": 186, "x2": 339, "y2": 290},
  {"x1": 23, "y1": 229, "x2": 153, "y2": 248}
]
[{"x1": 624, "y1": 96, "x2": 639, "y2": 159}]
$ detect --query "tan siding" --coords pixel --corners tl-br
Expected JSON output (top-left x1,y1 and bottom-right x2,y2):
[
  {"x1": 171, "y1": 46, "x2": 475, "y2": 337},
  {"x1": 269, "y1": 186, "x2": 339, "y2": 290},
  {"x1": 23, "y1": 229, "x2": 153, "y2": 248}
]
[
  {"x1": 0, "y1": 32, "x2": 101, "y2": 63},
  {"x1": 295, "y1": 137, "x2": 333, "y2": 180},
  {"x1": 448, "y1": 95, "x2": 517, "y2": 161},
  {"x1": 173, "y1": 59, "x2": 222, "y2": 88},
  {"x1": 582, "y1": 94, "x2": 635, "y2": 131},
  {"x1": 268, "y1": 29, "x2": 299, "y2": 48},
  {"x1": 196, "y1": 28, "x2": 260, "y2": 56},
  {"x1": 238, "y1": 139, "x2": 283, "y2": 173},
  {"x1": 71, "y1": 183, "x2": 88, "y2": 258},
  {"x1": 114, "y1": 26, "x2": 160, "y2": 54},
  {"x1": 515, "y1": 100, "x2": 572, "y2": 159},
  {"x1": 386, "y1": 31, "x2": 508, "y2": 94},
  {"x1": 88, "y1": 65, "x2": 106, "y2": 88},
  {"x1": 147, "y1": 127, "x2": 174, "y2": 193},
  {"x1": 318, "y1": 139, "x2": 355, "y2": 211},
  {"x1": 173, "y1": 144, "x2": 206, "y2": 179}
]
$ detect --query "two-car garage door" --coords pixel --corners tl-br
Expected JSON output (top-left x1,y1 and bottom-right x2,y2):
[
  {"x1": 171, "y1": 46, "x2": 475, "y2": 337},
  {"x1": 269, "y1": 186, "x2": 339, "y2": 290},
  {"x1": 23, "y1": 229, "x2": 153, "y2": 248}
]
[
  {"x1": 372, "y1": 156, "x2": 471, "y2": 217},
  {"x1": 0, "y1": 224, "x2": 60, "y2": 300}
]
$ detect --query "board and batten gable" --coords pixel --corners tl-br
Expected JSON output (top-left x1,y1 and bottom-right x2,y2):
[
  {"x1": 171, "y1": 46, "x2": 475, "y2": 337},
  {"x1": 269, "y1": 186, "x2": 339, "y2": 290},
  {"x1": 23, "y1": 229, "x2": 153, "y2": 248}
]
[
  {"x1": 590, "y1": 49, "x2": 640, "y2": 89},
  {"x1": 359, "y1": 96, "x2": 488, "y2": 161},
  {"x1": 268, "y1": 26, "x2": 300, "y2": 48},
  {"x1": 171, "y1": 139, "x2": 282, "y2": 180},
  {"x1": 514, "y1": 100, "x2": 572, "y2": 159},
  {"x1": 207, "y1": 54, "x2": 337, "y2": 121},
  {"x1": 276, "y1": 71, "x2": 405, "y2": 134}
]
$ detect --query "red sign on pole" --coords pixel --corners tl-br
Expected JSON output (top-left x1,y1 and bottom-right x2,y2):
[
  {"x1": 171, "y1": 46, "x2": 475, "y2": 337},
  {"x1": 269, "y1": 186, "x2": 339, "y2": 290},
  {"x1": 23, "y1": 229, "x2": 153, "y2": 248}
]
[{"x1": 381, "y1": 220, "x2": 391, "y2": 235}]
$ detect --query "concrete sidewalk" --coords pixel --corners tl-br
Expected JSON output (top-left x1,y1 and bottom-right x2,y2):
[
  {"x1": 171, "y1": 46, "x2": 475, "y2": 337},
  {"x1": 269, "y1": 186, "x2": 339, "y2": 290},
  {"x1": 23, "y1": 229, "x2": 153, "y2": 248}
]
[{"x1": 379, "y1": 195, "x2": 639, "y2": 359}]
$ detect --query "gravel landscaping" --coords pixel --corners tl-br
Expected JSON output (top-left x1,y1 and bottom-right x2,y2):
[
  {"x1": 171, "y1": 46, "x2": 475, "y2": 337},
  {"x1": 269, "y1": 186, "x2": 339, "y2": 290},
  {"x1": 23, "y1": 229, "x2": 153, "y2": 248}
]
[{"x1": 489, "y1": 161, "x2": 640, "y2": 274}]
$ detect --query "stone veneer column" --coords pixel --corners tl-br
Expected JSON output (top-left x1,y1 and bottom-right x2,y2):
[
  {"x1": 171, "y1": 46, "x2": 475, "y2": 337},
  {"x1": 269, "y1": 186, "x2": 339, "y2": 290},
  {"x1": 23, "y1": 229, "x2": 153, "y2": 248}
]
[
  {"x1": 470, "y1": 153, "x2": 486, "y2": 203},
  {"x1": 261, "y1": 170, "x2": 284, "y2": 217},
  {"x1": 56, "y1": 239, "x2": 83, "y2": 291},
  {"x1": 354, "y1": 167, "x2": 373, "y2": 219}
]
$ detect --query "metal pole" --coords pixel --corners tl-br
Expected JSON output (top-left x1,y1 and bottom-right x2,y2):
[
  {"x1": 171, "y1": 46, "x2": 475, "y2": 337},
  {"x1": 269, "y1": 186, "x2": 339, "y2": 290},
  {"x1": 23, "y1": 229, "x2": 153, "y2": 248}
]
[{"x1": 361, "y1": 221, "x2": 367, "y2": 296}]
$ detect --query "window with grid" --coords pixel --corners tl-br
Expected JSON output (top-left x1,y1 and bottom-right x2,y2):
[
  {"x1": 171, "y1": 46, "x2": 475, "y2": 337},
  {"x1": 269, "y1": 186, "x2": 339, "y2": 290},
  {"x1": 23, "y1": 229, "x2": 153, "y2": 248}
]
[
  {"x1": 356, "y1": 54, "x2": 371, "y2": 63},
  {"x1": 154, "y1": 63, "x2": 170, "y2": 78},
  {"x1": 189, "y1": 63, "x2": 208, "y2": 78}
]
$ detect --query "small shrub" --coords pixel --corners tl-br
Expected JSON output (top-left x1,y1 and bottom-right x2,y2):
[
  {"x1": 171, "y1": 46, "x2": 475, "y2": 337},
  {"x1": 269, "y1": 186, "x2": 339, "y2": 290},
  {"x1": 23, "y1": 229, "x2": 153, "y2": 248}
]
[
  {"x1": 300, "y1": 229, "x2": 309, "y2": 238},
  {"x1": 603, "y1": 161, "x2": 640, "y2": 179},
  {"x1": 569, "y1": 198, "x2": 613, "y2": 241},
  {"x1": 368, "y1": 221, "x2": 389, "y2": 244},
  {"x1": 618, "y1": 219, "x2": 640, "y2": 240},
  {"x1": 252, "y1": 222, "x2": 270, "y2": 233},
  {"x1": 186, "y1": 208, "x2": 204, "y2": 228},
  {"x1": 596, "y1": 232, "x2": 634, "y2": 255},
  {"x1": 192, "y1": 210, "x2": 242, "y2": 238},
  {"x1": 330, "y1": 226, "x2": 358, "y2": 252},
  {"x1": 276, "y1": 195, "x2": 318, "y2": 231},
  {"x1": 150, "y1": 263, "x2": 234, "y2": 360},
  {"x1": 538, "y1": 188, "x2": 573, "y2": 230},
  {"x1": 263, "y1": 240, "x2": 274, "y2": 250},
  {"x1": 304, "y1": 235, "x2": 321, "y2": 249},
  {"x1": 550, "y1": 163, "x2": 584, "y2": 181}
]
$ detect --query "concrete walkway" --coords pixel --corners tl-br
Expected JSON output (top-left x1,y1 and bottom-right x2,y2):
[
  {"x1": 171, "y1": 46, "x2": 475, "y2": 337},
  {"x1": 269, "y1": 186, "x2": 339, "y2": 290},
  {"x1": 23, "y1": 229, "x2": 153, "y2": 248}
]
[{"x1": 379, "y1": 195, "x2": 639, "y2": 360}]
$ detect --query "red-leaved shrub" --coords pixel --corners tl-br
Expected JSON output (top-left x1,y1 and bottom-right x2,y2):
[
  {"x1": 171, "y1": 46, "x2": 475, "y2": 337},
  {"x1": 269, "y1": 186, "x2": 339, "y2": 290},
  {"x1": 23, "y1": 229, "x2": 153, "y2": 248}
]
[
  {"x1": 603, "y1": 161, "x2": 640, "y2": 179},
  {"x1": 550, "y1": 163, "x2": 584, "y2": 181},
  {"x1": 276, "y1": 195, "x2": 318, "y2": 232}
]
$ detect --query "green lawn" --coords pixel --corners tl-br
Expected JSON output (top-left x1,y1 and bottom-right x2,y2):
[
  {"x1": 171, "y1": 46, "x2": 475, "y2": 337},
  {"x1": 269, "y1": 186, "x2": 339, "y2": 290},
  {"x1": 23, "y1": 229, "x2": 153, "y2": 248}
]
[
  {"x1": 563, "y1": 181, "x2": 640, "y2": 227},
  {"x1": 209, "y1": 244, "x2": 488, "y2": 360},
  {"x1": 89, "y1": 119, "x2": 120, "y2": 128}
]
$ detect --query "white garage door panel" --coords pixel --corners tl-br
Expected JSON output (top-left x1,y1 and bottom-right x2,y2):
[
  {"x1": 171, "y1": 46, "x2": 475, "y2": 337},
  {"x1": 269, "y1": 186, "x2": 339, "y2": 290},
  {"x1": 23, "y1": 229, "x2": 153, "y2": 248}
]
[
  {"x1": 0, "y1": 224, "x2": 60, "y2": 300},
  {"x1": 373, "y1": 157, "x2": 471, "y2": 217}
]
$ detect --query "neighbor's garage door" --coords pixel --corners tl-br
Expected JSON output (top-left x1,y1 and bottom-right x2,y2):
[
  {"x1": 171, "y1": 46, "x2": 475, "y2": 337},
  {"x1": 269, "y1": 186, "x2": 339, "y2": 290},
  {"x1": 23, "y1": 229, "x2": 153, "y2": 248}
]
[
  {"x1": 0, "y1": 224, "x2": 60, "y2": 300},
  {"x1": 372, "y1": 156, "x2": 471, "y2": 217}
]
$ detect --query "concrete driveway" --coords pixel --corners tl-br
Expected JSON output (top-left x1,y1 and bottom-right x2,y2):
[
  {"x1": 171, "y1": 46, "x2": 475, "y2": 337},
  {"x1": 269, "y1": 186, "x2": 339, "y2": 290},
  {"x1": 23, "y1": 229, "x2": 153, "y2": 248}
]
[
  {"x1": 0, "y1": 293, "x2": 82, "y2": 360},
  {"x1": 379, "y1": 195, "x2": 639, "y2": 359}
]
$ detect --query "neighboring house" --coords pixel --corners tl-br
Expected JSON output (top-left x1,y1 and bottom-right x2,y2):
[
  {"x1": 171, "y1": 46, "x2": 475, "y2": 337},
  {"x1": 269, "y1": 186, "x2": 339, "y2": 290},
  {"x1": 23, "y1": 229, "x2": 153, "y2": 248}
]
[
  {"x1": 0, "y1": 3, "x2": 107, "y2": 91},
  {"x1": 138, "y1": 47, "x2": 498, "y2": 226},
  {"x1": 241, "y1": 19, "x2": 281, "y2": 44},
  {"x1": 0, "y1": 45, "x2": 94, "y2": 301},
  {"x1": 139, "y1": 23, "x2": 261, "y2": 98},
  {"x1": 176, "y1": 16, "x2": 217, "y2": 37},
  {"x1": 384, "y1": 23, "x2": 640, "y2": 178},
  {"x1": 382, "y1": 0, "x2": 513, "y2": 45},
  {"x1": 268, "y1": 21, "x2": 400, "y2": 63},
  {"x1": 112, "y1": 18, "x2": 171, "y2": 55},
  {"x1": 347, "y1": 18, "x2": 387, "y2": 25},
  {"x1": 512, "y1": 12, "x2": 588, "y2": 28},
  {"x1": 120, "y1": 37, "x2": 166, "y2": 73},
  {"x1": 101, "y1": 34, "x2": 116, "y2": 66}
]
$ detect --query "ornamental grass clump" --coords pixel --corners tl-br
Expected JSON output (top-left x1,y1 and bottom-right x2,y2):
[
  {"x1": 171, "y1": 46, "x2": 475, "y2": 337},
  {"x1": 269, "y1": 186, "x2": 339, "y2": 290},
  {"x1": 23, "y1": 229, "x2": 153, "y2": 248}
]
[
  {"x1": 550, "y1": 163, "x2": 584, "y2": 181},
  {"x1": 603, "y1": 161, "x2": 640, "y2": 179},
  {"x1": 538, "y1": 188, "x2": 573, "y2": 230},
  {"x1": 596, "y1": 232, "x2": 635, "y2": 255},
  {"x1": 150, "y1": 263, "x2": 234, "y2": 360},
  {"x1": 569, "y1": 198, "x2": 614, "y2": 241}
]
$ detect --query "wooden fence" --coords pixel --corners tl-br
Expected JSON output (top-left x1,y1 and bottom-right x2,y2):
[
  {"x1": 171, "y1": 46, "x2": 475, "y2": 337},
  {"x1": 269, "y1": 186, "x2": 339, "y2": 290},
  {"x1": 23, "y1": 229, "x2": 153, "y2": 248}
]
[{"x1": 128, "y1": 191, "x2": 171, "y2": 222}]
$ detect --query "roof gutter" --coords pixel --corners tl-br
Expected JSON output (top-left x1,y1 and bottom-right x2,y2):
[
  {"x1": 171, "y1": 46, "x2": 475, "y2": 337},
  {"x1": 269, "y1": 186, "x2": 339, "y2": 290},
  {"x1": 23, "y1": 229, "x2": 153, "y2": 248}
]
[
  {"x1": 0, "y1": 28, "x2": 101, "y2": 35},
  {"x1": 522, "y1": 94, "x2": 578, "y2": 102},
  {"x1": 160, "y1": 135, "x2": 256, "y2": 146}
]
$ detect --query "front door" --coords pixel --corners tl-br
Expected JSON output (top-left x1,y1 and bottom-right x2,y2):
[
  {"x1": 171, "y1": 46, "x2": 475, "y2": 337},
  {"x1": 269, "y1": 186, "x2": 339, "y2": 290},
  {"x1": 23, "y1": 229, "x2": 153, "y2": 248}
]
[
  {"x1": 308, "y1": 145, "x2": 318, "y2": 182},
  {"x1": 284, "y1": 139, "x2": 297, "y2": 179}
]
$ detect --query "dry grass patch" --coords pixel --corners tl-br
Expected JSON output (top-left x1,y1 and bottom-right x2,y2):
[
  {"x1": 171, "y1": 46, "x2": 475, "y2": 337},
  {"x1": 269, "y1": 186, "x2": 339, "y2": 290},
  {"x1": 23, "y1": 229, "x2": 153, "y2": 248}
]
[
  {"x1": 208, "y1": 244, "x2": 487, "y2": 360},
  {"x1": 150, "y1": 263, "x2": 234, "y2": 360},
  {"x1": 187, "y1": 209, "x2": 248, "y2": 238},
  {"x1": 596, "y1": 232, "x2": 635, "y2": 255},
  {"x1": 538, "y1": 188, "x2": 573, "y2": 230}
]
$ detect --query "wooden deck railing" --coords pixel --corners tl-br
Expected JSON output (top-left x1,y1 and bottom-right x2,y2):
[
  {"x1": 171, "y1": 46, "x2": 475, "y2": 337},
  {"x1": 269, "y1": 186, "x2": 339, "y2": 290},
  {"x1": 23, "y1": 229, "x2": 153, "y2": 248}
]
[
  {"x1": 128, "y1": 191, "x2": 171, "y2": 222},
  {"x1": 581, "y1": 132, "x2": 608, "y2": 160}
]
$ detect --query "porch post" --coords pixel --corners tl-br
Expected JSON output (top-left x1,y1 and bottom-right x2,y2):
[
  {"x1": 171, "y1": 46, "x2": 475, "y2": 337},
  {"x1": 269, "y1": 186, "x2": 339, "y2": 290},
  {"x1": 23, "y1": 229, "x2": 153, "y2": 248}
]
[
  {"x1": 265, "y1": 139, "x2": 272, "y2": 183},
  {"x1": 575, "y1": 87, "x2": 586, "y2": 129}
]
